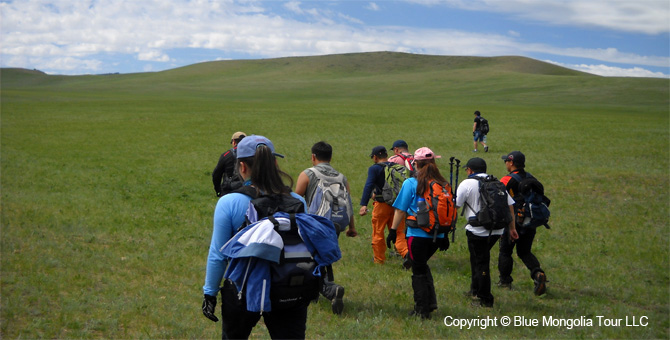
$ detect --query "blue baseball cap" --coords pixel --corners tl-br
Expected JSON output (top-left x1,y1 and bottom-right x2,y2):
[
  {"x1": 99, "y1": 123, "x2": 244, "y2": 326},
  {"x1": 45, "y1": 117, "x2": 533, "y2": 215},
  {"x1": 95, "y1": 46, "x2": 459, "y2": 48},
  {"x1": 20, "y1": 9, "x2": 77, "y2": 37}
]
[
  {"x1": 236, "y1": 135, "x2": 285, "y2": 159},
  {"x1": 391, "y1": 140, "x2": 408, "y2": 149}
]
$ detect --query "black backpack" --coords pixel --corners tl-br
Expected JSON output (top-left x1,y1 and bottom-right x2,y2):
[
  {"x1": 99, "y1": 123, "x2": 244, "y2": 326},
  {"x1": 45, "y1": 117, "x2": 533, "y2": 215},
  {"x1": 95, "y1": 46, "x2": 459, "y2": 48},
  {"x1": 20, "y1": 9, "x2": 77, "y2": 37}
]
[
  {"x1": 509, "y1": 173, "x2": 551, "y2": 229},
  {"x1": 465, "y1": 175, "x2": 512, "y2": 231},
  {"x1": 479, "y1": 117, "x2": 490, "y2": 135},
  {"x1": 235, "y1": 186, "x2": 321, "y2": 310}
]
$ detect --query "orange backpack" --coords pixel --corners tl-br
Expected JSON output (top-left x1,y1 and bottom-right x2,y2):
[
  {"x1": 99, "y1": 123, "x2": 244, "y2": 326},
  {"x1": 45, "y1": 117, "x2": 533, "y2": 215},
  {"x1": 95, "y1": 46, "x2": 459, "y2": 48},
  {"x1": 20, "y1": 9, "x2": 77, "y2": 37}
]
[{"x1": 406, "y1": 180, "x2": 457, "y2": 240}]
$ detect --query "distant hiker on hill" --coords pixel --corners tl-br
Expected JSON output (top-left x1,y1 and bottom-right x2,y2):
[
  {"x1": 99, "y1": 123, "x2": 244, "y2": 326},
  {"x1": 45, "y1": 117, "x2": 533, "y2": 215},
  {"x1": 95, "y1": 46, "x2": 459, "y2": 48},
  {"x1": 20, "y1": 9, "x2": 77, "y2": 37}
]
[
  {"x1": 472, "y1": 111, "x2": 489, "y2": 153},
  {"x1": 212, "y1": 131, "x2": 245, "y2": 197},
  {"x1": 295, "y1": 141, "x2": 357, "y2": 315},
  {"x1": 456, "y1": 157, "x2": 518, "y2": 308},
  {"x1": 497, "y1": 151, "x2": 548, "y2": 296},
  {"x1": 359, "y1": 146, "x2": 410, "y2": 268},
  {"x1": 388, "y1": 139, "x2": 415, "y2": 171}
]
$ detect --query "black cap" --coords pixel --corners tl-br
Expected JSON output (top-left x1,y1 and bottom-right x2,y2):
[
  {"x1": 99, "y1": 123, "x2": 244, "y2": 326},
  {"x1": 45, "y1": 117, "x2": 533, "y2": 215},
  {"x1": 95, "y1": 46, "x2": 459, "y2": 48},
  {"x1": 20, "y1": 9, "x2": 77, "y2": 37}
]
[
  {"x1": 370, "y1": 145, "x2": 387, "y2": 158},
  {"x1": 501, "y1": 151, "x2": 525, "y2": 168},
  {"x1": 463, "y1": 157, "x2": 487, "y2": 172}
]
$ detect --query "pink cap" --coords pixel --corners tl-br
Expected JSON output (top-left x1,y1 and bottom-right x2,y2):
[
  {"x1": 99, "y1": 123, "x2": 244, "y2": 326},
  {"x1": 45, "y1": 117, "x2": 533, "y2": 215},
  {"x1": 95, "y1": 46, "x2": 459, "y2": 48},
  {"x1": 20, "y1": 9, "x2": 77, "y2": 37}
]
[{"x1": 414, "y1": 147, "x2": 442, "y2": 160}]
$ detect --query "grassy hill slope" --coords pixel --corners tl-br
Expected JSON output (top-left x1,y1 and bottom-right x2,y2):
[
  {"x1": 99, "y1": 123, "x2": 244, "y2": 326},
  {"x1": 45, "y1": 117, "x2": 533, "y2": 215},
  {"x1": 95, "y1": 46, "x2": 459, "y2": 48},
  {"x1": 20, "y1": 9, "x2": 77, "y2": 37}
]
[{"x1": 1, "y1": 52, "x2": 668, "y2": 339}]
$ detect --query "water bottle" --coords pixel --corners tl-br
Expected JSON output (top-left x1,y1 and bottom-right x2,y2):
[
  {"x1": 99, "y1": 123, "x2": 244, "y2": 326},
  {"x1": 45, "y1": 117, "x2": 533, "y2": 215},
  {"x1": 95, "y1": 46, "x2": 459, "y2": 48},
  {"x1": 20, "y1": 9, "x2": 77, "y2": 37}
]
[{"x1": 416, "y1": 198, "x2": 430, "y2": 227}]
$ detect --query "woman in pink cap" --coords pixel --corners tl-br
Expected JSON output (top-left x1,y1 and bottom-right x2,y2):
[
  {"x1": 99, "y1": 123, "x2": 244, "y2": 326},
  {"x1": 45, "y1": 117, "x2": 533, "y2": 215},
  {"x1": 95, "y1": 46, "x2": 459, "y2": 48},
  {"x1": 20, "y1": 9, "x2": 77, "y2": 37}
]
[{"x1": 389, "y1": 147, "x2": 450, "y2": 319}]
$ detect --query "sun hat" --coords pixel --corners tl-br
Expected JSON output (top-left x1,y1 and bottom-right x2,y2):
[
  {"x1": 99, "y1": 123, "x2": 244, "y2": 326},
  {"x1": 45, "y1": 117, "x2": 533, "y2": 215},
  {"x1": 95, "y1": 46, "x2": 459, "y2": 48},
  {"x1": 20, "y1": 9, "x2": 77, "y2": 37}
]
[
  {"x1": 463, "y1": 157, "x2": 487, "y2": 172},
  {"x1": 236, "y1": 135, "x2": 284, "y2": 159},
  {"x1": 501, "y1": 151, "x2": 525, "y2": 168},
  {"x1": 414, "y1": 147, "x2": 441, "y2": 161}
]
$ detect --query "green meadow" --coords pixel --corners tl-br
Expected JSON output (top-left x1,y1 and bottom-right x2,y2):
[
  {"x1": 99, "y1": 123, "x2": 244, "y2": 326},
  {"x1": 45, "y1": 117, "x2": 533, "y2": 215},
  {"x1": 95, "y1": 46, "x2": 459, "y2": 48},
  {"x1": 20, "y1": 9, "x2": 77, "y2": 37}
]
[{"x1": 1, "y1": 52, "x2": 668, "y2": 339}]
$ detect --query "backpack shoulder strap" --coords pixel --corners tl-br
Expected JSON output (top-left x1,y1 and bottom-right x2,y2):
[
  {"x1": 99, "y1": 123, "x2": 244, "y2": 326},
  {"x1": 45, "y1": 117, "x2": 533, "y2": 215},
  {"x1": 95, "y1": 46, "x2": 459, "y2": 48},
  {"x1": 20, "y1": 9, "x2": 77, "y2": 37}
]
[
  {"x1": 233, "y1": 185, "x2": 257, "y2": 199},
  {"x1": 508, "y1": 172, "x2": 523, "y2": 183}
]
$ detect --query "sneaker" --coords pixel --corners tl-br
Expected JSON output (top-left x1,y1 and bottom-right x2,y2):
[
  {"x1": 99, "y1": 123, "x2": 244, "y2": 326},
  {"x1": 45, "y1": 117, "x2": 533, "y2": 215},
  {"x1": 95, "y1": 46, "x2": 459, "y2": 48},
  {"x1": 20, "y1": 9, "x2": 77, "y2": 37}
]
[
  {"x1": 402, "y1": 254, "x2": 412, "y2": 270},
  {"x1": 473, "y1": 149, "x2": 478, "y2": 152},
  {"x1": 497, "y1": 281, "x2": 512, "y2": 289},
  {"x1": 533, "y1": 272, "x2": 547, "y2": 296},
  {"x1": 484, "y1": 146, "x2": 489, "y2": 152},
  {"x1": 331, "y1": 286, "x2": 345, "y2": 315}
]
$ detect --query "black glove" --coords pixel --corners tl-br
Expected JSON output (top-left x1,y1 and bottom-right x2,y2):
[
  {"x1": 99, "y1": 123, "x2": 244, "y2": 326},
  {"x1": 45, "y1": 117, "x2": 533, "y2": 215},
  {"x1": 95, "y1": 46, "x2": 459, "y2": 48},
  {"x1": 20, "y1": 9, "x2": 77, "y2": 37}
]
[
  {"x1": 202, "y1": 294, "x2": 219, "y2": 322},
  {"x1": 386, "y1": 229, "x2": 397, "y2": 249},
  {"x1": 437, "y1": 236, "x2": 450, "y2": 251},
  {"x1": 473, "y1": 131, "x2": 476, "y2": 136}
]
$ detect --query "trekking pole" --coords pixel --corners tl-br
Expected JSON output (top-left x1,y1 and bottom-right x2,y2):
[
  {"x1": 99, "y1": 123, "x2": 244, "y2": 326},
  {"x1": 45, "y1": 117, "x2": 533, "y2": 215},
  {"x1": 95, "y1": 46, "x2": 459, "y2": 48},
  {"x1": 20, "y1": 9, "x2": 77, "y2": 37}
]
[
  {"x1": 449, "y1": 157, "x2": 455, "y2": 191},
  {"x1": 452, "y1": 158, "x2": 461, "y2": 242}
]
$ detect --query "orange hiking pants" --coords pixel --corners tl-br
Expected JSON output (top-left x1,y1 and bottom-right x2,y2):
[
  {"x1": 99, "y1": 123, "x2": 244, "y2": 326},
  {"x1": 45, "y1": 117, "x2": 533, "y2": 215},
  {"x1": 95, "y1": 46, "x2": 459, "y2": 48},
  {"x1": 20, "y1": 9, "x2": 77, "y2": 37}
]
[{"x1": 371, "y1": 201, "x2": 408, "y2": 264}]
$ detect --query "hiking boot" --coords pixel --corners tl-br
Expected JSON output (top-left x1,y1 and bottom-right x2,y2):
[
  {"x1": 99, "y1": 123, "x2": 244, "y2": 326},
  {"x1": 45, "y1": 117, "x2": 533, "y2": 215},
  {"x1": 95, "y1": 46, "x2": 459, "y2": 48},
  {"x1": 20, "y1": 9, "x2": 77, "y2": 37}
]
[
  {"x1": 331, "y1": 286, "x2": 345, "y2": 315},
  {"x1": 497, "y1": 281, "x2": 512, "y2": 289},
  {"x1": 464, "y1": 290, "x2": 478, "y2": 300},
  {"x1": 408, "y1": 309, "x2": 431, "y2": 320},
  {"x1": 533, "y1": 272, "x2": 547, "y2": 296},
  {"x1": 484, "y1": 146, "x2": 489, "y2": 152},
  {"x1": 402, "y1": 253, "x2": 412, "y2": 270},
  {"x1": 471, "y1": 298, "x2": 493, "y2": 308}
]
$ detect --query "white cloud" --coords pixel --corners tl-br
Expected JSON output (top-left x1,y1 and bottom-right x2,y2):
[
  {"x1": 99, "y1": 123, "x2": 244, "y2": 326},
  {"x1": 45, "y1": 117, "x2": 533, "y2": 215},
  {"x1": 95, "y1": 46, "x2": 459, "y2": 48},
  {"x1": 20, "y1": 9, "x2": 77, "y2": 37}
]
[
  {"x1": 1, "y1": 0, "x2": 666, "y2": 76},
  {"x1": 284, "y1": 1, "x2": 303, "y2": 14},
  {"x1": 429, "y1": 0, "x2": 670, "y2": 35},
  {"x1": 546, "y1": 60, "x2": 669, "y2": 78},
  {"x1": 367, "y1": 2, "x2": 380, "y2": 11},
  {"x1": 138, "y1": 50, "x2": 171, "y2": 62}
]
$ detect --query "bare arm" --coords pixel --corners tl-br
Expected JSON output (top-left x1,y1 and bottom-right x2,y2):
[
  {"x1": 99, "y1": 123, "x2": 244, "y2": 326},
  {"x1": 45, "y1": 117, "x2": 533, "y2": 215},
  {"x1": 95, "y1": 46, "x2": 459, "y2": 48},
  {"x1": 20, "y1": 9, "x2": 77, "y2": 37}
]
[
  {"x1": 294, "y1": 171, "x2": 309, "y2": 196},
  {"x1": 508, "y1": 205, "x2": 519, "y2": 241},
  {"x1": 391, "y1": 209, "x2": 407, "y2": 231}
]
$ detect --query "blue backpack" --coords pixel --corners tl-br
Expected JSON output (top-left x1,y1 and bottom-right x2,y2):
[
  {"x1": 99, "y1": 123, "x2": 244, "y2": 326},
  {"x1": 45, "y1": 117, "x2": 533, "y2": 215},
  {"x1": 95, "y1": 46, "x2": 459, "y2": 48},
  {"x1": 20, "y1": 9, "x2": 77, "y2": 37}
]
[
  {"x1": 509, "y1": 173, "x2": 551, "y2": 229},
  {"x1": 234, "y1": 186, "x2": 322, "y2": 310}
]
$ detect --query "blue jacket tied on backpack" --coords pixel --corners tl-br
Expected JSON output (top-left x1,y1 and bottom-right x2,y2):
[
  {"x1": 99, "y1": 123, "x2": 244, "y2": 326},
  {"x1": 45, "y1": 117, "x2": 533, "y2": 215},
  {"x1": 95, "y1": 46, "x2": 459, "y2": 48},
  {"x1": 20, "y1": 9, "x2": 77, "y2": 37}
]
[{"x1": 220, "y1": 212, "x2": 341, "y2": 313}]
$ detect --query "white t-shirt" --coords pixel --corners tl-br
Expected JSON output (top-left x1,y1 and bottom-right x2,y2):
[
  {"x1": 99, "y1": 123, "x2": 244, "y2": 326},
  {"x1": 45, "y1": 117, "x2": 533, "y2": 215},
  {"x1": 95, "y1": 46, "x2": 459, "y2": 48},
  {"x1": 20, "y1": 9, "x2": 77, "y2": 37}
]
[{"x1": 456, "y1": 173, "x2": 515, "y2": 237}]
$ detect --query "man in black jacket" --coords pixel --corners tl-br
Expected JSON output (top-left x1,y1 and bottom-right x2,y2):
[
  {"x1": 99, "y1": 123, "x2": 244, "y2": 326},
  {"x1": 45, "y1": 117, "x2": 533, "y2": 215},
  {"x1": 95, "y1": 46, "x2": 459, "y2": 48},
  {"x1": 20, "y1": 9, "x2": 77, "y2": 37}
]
[
  {"x1": 497, "y1": 151, "x2": 547, "y2": 296},
  {"x1": 212, "y1": 131, "x2": 245, "y2": 197}
]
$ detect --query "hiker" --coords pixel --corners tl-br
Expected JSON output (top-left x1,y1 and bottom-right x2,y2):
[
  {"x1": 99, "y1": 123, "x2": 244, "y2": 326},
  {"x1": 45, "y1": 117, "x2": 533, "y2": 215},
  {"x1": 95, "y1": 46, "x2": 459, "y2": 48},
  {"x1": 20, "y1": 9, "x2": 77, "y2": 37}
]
[
  {"x1": 359, "y1": 145, "x2": 410, "y2": 267},
  {"x1": 212, "y1": 131, "x2": 246, "y2": 197},
  {"x1": 456, "y1": 157, "x2": 518, "y2": 308},
  {"x1": 202, "y1": 135, "x2": 316, "y2": 339},
  {"x1": 295, "y1": 141, "x2": 357, "y2": 315},
  {"x1": 497, "y1": 151, "x2": 548, "y2": 295},
  {"x1": 388, "y1": 139, "x2": 415, "y2": 171},
  {"x1": 390, "y1": 147, "x2": 451, "y2": 319},
  {"x1": 472, "y1": 111, "x2": 488, "y2": 153}
]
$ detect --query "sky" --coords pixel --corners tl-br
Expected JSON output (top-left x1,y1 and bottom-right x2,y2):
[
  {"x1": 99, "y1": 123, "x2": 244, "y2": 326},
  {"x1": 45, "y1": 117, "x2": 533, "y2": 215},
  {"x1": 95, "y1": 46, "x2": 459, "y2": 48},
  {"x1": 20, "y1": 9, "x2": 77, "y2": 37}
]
[{"x1": 1, "y1": 0, "x2": 669, "y2": 78}]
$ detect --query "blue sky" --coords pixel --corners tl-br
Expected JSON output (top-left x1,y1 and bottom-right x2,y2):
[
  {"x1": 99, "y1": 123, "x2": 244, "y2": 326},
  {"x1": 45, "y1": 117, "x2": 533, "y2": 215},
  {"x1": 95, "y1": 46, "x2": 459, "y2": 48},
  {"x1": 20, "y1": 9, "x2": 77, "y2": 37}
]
[{"x1": 1, "y1": 0, "x2": 668, "y2": 77}]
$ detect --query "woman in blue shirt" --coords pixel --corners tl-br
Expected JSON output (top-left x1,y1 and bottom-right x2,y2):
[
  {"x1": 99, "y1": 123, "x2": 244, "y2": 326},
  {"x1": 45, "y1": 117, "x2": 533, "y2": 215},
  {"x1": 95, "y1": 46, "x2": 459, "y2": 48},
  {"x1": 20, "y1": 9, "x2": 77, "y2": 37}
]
[
  {"x1": 202, "y1": 135, "x2": 309, "y2": 339},
  {"x1": 390, "y1": 147, "x2": 449, "y2": 320}
]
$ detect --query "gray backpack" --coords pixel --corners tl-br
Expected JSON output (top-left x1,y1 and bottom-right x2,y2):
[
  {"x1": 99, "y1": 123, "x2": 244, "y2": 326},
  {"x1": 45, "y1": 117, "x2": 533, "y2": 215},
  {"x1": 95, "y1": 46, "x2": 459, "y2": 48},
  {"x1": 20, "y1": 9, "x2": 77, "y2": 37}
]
[{"x1": 307, "y1": 168, "x2": 353, "y2": 232}]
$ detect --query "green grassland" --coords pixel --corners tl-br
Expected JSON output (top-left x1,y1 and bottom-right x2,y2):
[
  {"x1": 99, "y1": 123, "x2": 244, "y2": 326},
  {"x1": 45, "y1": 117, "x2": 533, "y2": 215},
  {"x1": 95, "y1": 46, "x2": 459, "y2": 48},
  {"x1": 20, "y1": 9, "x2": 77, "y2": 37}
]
[{"x1": 1, "y1": 52, "x2": 668, "y2": 339}]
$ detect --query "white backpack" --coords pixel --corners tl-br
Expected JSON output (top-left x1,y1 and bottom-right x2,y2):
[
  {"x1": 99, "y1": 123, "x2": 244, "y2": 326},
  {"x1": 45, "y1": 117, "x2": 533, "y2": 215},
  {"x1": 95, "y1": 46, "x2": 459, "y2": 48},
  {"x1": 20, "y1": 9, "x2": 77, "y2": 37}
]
[{"x1": 307, "y1": 167, "x2": 353, "y2": 232}]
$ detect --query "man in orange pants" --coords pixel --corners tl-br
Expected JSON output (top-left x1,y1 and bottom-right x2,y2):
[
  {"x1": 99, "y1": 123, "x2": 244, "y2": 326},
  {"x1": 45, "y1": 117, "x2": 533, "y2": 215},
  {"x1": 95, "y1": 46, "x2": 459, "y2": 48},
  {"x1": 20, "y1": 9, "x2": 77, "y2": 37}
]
[{"x1": 359, "y1": 146, "x2": 409, "y2": 267}]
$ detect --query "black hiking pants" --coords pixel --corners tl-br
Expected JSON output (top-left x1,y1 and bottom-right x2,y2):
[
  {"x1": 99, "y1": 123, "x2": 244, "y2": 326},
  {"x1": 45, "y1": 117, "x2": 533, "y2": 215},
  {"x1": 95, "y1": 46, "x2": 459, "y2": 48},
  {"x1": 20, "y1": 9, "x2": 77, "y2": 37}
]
[
  {"x1": 498, "y1": 226, "x2": 543, "y2": 284},
  {"x1": 219, "y1": 280, "x2": 309, "y2": 340},
  {"x1": 407, "y1": 236, "x2": 439, "y2": 313},
  {"x1": 466, "y1": 231, "x2": 500, "y2": 307}
]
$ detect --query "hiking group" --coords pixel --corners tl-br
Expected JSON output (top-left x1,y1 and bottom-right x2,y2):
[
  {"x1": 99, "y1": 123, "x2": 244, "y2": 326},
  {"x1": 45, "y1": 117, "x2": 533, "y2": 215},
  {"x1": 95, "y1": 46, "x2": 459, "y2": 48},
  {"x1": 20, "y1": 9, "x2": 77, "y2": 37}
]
[{"x1": 203, "y1": 124, "x2": 550, "y2": 338}]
